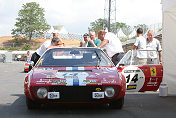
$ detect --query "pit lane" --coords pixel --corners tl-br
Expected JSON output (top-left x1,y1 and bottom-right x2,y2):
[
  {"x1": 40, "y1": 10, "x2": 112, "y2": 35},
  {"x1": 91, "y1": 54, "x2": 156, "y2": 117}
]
[{"x1": 0, "y1": 62, "x2": 176, "y2": 118}]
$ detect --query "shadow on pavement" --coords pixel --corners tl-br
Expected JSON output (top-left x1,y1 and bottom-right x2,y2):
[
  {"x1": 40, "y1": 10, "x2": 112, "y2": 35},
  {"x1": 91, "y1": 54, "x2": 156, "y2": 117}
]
[{"x1": 0, "y1": 93, "x2": 176, "y2": 118}]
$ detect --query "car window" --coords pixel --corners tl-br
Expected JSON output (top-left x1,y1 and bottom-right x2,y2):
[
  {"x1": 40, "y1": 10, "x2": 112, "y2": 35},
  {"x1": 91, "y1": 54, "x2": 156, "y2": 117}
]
[{"x1": 118, "y1": 50, "x2": 160, "y2": 66}]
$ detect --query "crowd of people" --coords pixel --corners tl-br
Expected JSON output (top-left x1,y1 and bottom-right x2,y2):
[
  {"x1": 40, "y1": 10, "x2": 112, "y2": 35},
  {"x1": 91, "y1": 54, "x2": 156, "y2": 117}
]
[{"x1": 27, "y1": 28, "x2": 162, "y2": 70}]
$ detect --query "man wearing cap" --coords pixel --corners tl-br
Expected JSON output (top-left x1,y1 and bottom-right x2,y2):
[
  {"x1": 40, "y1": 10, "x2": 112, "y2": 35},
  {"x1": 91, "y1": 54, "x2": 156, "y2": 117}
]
[
  {"x1": 29, "y1": 36, "x2": 63, "y2": 71},
  {"x1": 80, "y1": 33, "x2": 90, "y2": 47}
]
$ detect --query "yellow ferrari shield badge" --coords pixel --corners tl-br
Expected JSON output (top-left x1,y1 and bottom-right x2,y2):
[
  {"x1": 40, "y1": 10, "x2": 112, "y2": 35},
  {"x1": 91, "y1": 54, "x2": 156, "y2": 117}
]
[{"x1": 150, "y1": 67, "x2": 157, "y2": 76}]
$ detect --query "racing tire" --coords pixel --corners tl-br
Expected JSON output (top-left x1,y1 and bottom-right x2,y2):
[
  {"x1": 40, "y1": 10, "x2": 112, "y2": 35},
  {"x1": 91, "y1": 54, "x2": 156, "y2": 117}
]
[
  {"x1": 26, "y1": 97, "x2": 41, "y2": 109},
  {"x1": 110, "y1": 97, "x2": 124, "y2": 109}
]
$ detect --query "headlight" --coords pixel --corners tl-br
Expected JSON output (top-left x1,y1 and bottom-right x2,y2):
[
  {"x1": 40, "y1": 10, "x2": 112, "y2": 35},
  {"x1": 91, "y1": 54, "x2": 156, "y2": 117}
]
[
  {"x1": 104, "y1": 87, "x2": 115, "y2": 98},
  {"x1": 37, "y1": 87, "x2": 48, "y2": 99}
]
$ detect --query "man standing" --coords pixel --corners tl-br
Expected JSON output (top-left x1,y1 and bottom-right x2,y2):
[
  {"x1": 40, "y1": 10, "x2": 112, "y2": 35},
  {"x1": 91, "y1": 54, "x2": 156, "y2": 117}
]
[
  {"x1": 98, "y1": 30, "x2": 124, "y2": 65},
  {"x1": 146, "y1": 30, "x2": 162, "y2": 64},
  {"x1": 87, "y1": 31, "x2": 101, "y2": 47},
  {"x1": 133, "y1": 28, "x2": 147, "y2": 65}
]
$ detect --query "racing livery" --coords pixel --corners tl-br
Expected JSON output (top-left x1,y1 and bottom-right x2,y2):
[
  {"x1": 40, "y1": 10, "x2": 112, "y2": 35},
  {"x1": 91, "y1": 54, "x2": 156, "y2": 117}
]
[
  {"x1": 24, "y1": 48, "x2": 126, "y2": 109},
  {"x1": 117, "y1": 50, "x2": 163, "y2": 92}
]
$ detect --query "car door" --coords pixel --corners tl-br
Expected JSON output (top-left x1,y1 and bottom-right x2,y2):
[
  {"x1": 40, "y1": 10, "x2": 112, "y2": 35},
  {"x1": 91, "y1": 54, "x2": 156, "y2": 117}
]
[{"x1": 117, "y1": 50, "x2": 163, "y2": 92}]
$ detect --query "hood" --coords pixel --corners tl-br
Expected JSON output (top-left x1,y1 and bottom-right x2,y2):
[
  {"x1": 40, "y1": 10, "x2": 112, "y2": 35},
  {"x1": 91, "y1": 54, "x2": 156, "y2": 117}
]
[{"x1": 30, "y1": 67, "x2": 121, "y2": 86}]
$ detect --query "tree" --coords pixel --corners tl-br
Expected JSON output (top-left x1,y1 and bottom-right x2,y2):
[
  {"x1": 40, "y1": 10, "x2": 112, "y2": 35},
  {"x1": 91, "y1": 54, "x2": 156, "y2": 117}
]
[
  {"x1": 12, "y1": 2, "x2": 50, "y2": 41},
  {"x1": 88, "y1": 18, "x2": 108, "y2": 34},
  {"x1": 111, "y1": 22, "x2": 127, "y2": 34},
  {"x1": 122, "y1": 25, "x2": 133, "y2": 38}
]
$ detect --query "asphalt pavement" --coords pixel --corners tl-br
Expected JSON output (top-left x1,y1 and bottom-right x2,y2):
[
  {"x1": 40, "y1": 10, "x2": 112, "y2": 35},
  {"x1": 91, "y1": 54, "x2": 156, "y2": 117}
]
[{"x1": 0, "y1": 62, "x2": 176, "y2": 118}]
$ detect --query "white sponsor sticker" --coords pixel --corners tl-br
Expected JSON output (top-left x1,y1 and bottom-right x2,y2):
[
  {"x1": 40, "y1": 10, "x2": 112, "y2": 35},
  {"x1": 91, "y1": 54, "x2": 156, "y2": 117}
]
[
  {"x1": 122, "y1": 65, "x2": 145, "y2": 91},
  {"x1": 92, "y1": 92, "x2": 104, "y2": 99},
  {"x1": 48, "y1": 92, "x2": 60, "y2": 99}
]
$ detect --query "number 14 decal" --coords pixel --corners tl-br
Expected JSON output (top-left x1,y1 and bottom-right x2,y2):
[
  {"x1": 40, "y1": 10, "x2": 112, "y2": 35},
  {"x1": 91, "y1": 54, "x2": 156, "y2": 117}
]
[{"x1": 126, "y1": 74, "x2": 138, "y2": 83}]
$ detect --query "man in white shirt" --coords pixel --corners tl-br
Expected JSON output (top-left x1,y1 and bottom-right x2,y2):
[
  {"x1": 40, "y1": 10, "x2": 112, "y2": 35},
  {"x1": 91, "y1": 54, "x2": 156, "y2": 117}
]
[
  {"x1": 98, "y1": 30, "x2": 124, "y2": 65},
  {"x1": 146, "y1": 30, "x2": 162, "y2": 64},
  {"x1": 29, "y1": 36, "x2": 63, "y2": 71},
  {"x1": 133, "y1": 28, "x2": 147, "y2": 65}
]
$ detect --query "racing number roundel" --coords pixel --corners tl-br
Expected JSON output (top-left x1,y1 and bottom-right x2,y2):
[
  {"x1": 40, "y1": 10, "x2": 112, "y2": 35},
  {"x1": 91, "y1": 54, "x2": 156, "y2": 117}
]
[{"x1": 122, "y1": 66, "x2": 145, "y2": 91}]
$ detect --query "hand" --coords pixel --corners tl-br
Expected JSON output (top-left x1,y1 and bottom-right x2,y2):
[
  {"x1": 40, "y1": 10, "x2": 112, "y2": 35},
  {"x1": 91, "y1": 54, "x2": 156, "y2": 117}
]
[{"x1": 159, "y1": 61, "x2": 162, "y2": 65}]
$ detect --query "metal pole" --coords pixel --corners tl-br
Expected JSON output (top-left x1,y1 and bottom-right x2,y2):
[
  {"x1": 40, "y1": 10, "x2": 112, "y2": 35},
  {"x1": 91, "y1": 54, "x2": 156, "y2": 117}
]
[{"x1": 108, "y1": 0, "x2": 111, "y2": 32}]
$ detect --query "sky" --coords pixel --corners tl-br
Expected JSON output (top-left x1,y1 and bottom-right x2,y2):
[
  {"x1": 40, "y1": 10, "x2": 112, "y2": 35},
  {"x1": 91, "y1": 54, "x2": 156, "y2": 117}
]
[{"x1": 0, "y1": 0, "x2": 162, "y2": 36}]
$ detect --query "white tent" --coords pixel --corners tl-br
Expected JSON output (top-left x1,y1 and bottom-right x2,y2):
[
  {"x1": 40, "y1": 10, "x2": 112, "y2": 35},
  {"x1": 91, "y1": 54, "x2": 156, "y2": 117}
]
[
  {"x1": 53, "y1": 25, "x2": 68, "y2": 34},
  {"x1": 117, "y1": 28, "x2": 126, "y2": 38},
  {"x1": 48, "y1": 26, "x2": 55, "y2": 33},
  {"x1": 162, "y1": 0, "x2": 176, "y2": 95}
]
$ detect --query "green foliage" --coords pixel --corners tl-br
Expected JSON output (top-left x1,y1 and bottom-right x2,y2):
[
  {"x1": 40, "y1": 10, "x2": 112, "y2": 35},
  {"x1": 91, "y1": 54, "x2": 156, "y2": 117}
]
[
  {"x1": 88, "y1": 18, "x2": 108, "y2": 34},
  {"x1": 0, "y1": 47, "x2": 5, "y2": 50},
  {"x1": 121, "y1": 25, "x2": 133, "y2": 38},
  {"x1": 11, "y1": 2, "x2": 50, "y2": 41},
  {"x1": 22, "y1": 44, "x2": 32, "y2": 50},
  {"x1": 134, "y1": 24, "x2": 148, "y2": 34},
  {"x1": 111, "y1": 22, "x2": 127, "y2": 34}
]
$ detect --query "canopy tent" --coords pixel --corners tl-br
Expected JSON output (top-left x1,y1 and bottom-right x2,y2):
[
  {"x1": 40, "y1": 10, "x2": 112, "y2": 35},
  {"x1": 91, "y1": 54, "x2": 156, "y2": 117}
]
[{"x1": 162, "y1": 0, "x2": 176, "y2": 95}]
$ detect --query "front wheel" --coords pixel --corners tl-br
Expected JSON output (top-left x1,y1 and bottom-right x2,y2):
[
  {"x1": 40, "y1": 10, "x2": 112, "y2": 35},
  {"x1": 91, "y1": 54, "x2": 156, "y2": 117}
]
[
  {"x1": 26, "y1": 97, "x2": 41, "y2": 109},
  {"x1": 109, "y1": 97, "x2": 124, "y2": 109}
]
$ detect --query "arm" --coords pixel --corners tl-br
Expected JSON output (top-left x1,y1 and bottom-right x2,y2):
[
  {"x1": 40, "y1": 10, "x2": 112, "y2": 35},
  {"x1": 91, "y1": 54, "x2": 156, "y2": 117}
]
[
  {"x1": 98, "y1": 39, "x2": 109, "y2": 48},
  {"x1": 80, "y1": 41, "x2": 83, "y2": 47},
  {"x1": 89, "y1": 40, "x2": 97, "y2": 47},
  {"x1": 133, "y1": 45, "x2": 138, "y2": 50},
  {"x1": 158, "y1": 50, "x2": 162, "y2": 64}
]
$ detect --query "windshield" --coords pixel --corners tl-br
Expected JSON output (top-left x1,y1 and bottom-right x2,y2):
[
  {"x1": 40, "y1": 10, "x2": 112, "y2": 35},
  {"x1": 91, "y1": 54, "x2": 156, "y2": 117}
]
[{"x1": 36, "y1": 48, "x2": 114, "y2": 67}]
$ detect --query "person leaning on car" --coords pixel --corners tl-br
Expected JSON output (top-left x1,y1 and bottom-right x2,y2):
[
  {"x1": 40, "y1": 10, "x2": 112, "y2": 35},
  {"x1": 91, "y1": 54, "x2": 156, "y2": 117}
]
[
  {"x1": 133, "y1": 28, "x2": 147, "y2": 65},
  {"x1": 87, "y1": 31, "x2": 101, "y2": 47},
  {"x1": 29, "y1": 36, "x2": 63, "y2": 71},
  {"x1": 97, "y1": 30, "x2": 124, "y2": 65}
]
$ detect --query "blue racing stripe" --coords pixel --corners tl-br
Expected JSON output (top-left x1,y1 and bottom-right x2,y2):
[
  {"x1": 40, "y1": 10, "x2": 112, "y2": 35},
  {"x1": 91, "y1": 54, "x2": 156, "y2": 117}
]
[
  {"x1": 73, "y1": 78, "x2": 79, "y2": 86},
  {"x1": 72, "y1": 67, "x2": 78, "y2": 70}
]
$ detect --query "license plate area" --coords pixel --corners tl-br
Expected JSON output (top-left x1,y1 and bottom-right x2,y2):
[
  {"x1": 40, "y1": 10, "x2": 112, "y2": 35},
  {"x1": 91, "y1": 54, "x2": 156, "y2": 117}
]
[
  {"x1": 92, "y1": 92, "x2": 104, "y2": 99},
  {"x1": 48, "y1": 92, "x2": 60, "y2": 99}
]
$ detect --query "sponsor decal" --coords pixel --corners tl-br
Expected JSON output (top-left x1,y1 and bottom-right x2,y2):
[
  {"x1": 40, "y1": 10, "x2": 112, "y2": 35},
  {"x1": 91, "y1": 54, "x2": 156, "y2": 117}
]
[
  {"x1": 55, "y1": 70, "x2": 89, "y2": 86},
  {"x1": 46, "y1": 75, "x2": 55, "y2": 78},
  {"x1": 122, "y1": 66, "x2": 145, "y2": 91},
  {"x1": 150, "y1": 67, "x2": 157, "y2": 76},
  {"x1": 52, "y1": 80, "x2": 67, "y2": 85},
  {"x1": 147, "y1": 78, "x2": 158, "y2": 86},
  {"x1": 124, "y1": 70, "x2": 140, "y2": 73},
  {"x1": 37, "y1": 58, "x2": 43, "y2": 67},
  {"x1": 95, "y1": 88, "x2": 101, "y2": 91},
  {"x1": 34, "y1": 68, "x2": 53, "y2": 71},
  {"x1": 82, "y1": 80, "x2": 97, "y2": 84},
  {"x1": 127, "y1": 85, "x2": 137, "y2": 90},
  {"x1": 36, "y1": 79, "x2": 52, "y2": 84},
  {"x1": 109, "y1": 75, "x2": 115, "y2": 78}
]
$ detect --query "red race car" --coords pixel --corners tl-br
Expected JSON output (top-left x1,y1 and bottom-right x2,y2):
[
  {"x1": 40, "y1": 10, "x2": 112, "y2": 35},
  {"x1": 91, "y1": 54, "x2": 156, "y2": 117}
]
[
  {"x1": 117, "y1": 50, "x2": 163, "y2": 92},
  {"x1": 24, "y1": 61, "x2": 33, "y2": 72},
  {"x1": 24, "y1": 48, "x2": 126, "y2": 109}
]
